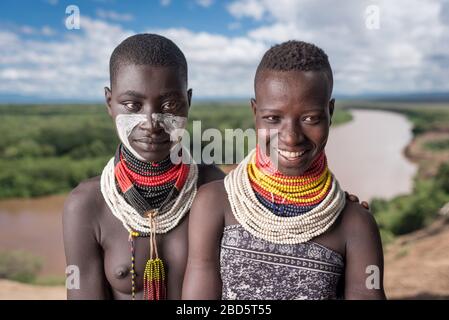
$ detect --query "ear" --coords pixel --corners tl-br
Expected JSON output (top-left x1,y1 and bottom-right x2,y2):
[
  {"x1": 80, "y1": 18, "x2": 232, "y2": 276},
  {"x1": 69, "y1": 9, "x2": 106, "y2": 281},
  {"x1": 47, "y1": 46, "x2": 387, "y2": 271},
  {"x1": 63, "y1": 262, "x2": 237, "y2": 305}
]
[
  {"x1": 104, "y1": 86, "x2": 113, "y2": 117},
  {"x1": 250, "y1": 98, "x2": 257, "y2": 116},
  {"x1": 328, "y1": 98, "x2": 335, "y2": 126},
  {"x1": 187, "y1": 88, "x2": 192, "y2": 109}
]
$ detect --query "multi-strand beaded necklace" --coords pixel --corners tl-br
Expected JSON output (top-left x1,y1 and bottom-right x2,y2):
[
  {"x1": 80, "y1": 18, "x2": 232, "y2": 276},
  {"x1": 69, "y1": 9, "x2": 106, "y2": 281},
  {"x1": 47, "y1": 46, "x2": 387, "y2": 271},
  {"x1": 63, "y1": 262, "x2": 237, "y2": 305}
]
[
  {"x1": 224, "y1": 145, "x2": 346, "y2": 244},
  {"x1": 249, "y1": 146, "x2": 332, "y2": 217},
  {"x1": 101, "y1": 144, "x2": 198, "y2": 300}
]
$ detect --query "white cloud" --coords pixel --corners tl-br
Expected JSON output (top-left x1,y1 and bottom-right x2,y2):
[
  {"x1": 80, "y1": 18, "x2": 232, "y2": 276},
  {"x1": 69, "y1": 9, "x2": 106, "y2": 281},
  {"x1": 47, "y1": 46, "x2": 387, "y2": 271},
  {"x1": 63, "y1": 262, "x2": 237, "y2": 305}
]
[
  {"x1": 1, "y1": 0, "x2": 449, "y2": 100},
  {"x1": 227, "y1": 0, "x2": 266, "y2": 21},
  {"x1": 228, "y1": 22, "x2": 241, "y2": 30},
  {"x1": 144, "y1": 28, "x2": 267, "y2": 97},
  {"x1": 196, "y1": 0, "x2": 214, "y2": 8},
  {"x1": 0, "y1": 18, "x2": 133, "y2": 99},
  {"x1": 160, "y1": 0, "x2": 171, "y2": 7},
  {"x1": 0, "y1": 18, "x2": 264, "y2": 100},
  {"x1": 19, "y1": 25, "x2": 56, "y2": 36},
  {"x1": 228, "y1": 0, "x2": 449, "y2": 94},
  {"x1": 96, "y1": 9, "x2": 134, "y2": 22}
]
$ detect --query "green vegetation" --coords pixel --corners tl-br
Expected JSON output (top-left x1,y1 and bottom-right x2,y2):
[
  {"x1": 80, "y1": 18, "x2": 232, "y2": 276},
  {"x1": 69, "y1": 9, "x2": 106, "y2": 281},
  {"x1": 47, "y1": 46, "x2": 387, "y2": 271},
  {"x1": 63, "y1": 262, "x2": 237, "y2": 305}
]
[
  {"x1": 0, "y1": 250, "x2": 42, "y2": 283},
  {"x1": 0, "y1": 103, "x2": 352, "y2": 199},
  {"x1": 425, "y1": 139, "x2": 449, "y2": 151},
  {"x1": 0, "y1": 250, "x2": 65, "y2": 286},
  {"x1": 371, "y1": 165, "x2": 449, "y2": 244}
]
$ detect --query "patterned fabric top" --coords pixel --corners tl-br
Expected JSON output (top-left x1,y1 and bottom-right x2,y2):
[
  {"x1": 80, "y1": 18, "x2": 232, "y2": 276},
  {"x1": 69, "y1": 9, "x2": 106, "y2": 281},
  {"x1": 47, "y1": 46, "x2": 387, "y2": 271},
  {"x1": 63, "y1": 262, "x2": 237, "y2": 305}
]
[{"x1": 220, "y1": 224, "x2": 345, "y2": 300}]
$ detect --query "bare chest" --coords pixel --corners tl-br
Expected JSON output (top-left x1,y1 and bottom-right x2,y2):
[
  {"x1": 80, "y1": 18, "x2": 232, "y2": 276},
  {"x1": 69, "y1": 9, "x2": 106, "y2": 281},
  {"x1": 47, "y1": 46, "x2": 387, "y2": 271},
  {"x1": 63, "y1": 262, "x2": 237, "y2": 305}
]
[{"x1": 99, "y1": 207, "x2": 189, "y2": 299}]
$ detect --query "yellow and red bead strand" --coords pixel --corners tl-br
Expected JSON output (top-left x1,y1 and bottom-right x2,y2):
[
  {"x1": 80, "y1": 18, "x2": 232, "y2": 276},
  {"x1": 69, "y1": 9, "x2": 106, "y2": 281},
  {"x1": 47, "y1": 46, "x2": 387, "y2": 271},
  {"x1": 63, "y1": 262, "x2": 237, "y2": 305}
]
[
  {"x1": 248, "y1": 160, "x2": 330, "y2": 196},
  {"x1": 143, "y1": 212, "x2": 166, "y2": 300},
  {"x1": 249, "y1": 169, "x2": 332, "y2": 204},
  {"x1": 251, "y1": 153, "x2": 328, "y2": 187},
  {"x1": 248, "y1": 152, "x2": 333, "y2": 205},
  {"x1": 255, "y1": 147, "x2": 328, "y2": 185}
]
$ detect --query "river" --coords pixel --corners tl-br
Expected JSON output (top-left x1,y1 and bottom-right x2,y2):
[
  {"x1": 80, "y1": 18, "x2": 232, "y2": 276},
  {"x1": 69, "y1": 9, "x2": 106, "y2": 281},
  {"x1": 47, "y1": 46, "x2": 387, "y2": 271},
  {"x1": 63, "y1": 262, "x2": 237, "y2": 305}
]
[{"x1": 327, "y1": 109, "x2": 417, "y2": 202}]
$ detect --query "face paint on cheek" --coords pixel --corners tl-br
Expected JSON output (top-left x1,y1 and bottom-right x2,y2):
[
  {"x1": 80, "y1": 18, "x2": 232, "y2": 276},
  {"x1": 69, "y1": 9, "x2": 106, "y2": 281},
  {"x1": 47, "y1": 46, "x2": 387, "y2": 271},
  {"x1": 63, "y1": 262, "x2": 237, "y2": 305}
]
[
  {"x1": 115, "y1": 113, "x2": 188, "y2": 162},
  {"x1": 115, "y1": 114, "x2": 148, "y2": 161},
  {"x1": 151, "y1": 113, "x2": 187, "y2": 146}
]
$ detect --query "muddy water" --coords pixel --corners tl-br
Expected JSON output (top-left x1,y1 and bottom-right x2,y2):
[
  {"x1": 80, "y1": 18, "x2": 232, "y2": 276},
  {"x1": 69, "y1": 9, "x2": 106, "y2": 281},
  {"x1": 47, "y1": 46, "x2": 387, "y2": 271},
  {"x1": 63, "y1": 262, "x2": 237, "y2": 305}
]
[
  {"x1": 0, "y1": 194, "x2": 66, "y2": 276},
  {"x1": 327, "y1": 109, "x2": 417, "y2": 202}
]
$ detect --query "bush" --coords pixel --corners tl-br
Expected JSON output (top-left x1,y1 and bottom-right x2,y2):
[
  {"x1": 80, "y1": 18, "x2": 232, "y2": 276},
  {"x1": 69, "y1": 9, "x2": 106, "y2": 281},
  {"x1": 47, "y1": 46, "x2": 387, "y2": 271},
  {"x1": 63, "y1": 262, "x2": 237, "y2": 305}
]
[
  {"x1": 372, "y1": 177, "x2": 449, "y2": 237},
  {"x1": 0, "y1": 250, "x2": 43, "y2": 283}
]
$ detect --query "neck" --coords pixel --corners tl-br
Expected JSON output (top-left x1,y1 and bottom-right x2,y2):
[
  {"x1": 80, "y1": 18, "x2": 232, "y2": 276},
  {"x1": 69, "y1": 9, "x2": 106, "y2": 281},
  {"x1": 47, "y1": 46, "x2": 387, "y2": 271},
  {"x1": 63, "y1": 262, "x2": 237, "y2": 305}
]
[
  {"x1": 248, "y1": 146, "x2": 332, "y2": 217},
  {"x1": 120, "y1": 145, "x2": 174, "y2": 176},
  {"x1": 114, "y1": 144, "x2": 189, "y2": 211},
  {"x1": 255, "y1": 145, "x2": 326, "y2": 178}
]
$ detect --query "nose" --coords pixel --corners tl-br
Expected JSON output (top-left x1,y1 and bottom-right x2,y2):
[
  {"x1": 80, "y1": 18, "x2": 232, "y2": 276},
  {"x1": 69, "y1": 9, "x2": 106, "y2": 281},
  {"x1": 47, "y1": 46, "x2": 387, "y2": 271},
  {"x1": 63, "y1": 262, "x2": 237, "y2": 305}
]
[
  {"x1": 138, "y1": 110, "x2": 164, "y2": 135},
  {"x1": 280, "y1": 119, "x2": 304, "y2": 146}
]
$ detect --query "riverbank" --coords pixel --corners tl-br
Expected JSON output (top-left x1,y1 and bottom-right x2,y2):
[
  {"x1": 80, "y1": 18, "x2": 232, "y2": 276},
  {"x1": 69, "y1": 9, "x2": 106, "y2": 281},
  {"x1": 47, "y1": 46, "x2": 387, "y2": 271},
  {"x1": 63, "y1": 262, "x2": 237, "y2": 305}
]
[
  {"x1": 343, "y1": 102, "x2": 449, "y2": 299},
  {"x1": 342, "y1": 102, "x2": 449, "y2": 239}
]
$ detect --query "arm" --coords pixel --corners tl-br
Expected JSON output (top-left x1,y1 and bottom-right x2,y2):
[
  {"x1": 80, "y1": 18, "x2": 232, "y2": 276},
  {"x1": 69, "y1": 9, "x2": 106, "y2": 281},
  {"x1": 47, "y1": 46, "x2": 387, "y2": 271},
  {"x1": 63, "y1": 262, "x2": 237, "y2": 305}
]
[
  {"x1": 343, "y1": 203, "x2": 386, "y2": 299},
  {"x1": 63, "y1": 184, "x2": 111, "y2": 299},
  {"x1": 182, "y1": 180, "x2": 225, "y2": 299}
]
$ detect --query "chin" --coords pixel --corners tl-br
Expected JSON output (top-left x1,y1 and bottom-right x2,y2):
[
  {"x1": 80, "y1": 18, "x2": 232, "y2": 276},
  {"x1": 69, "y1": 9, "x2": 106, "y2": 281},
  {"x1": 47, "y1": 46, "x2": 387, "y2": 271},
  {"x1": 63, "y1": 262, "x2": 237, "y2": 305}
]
[
  {"x1": 277, "y1": 155, "x2": 315, "y2": 176},
  {"x1": 278, "y1": 164, "x2": 309, "y2": 176},
  {"x1": 132, "y1": 144, "x2": 171, "y2": 162}
]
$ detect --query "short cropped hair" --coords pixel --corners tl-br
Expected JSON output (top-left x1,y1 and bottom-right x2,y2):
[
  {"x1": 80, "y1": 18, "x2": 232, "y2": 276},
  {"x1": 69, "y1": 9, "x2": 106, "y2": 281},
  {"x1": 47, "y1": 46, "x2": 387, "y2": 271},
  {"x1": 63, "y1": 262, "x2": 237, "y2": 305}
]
[
  {"x1": 109, "y1": 33, "x2": 187, "y2": 86},
  {"x1": 255, "y1": 40, "x2": 333, "y2": 91}
]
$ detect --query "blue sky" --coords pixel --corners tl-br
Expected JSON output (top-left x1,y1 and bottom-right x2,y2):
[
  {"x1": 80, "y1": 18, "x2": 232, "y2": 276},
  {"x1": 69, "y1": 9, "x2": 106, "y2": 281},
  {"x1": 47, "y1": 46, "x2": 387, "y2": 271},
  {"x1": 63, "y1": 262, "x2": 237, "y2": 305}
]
[
  {"x1": 0, "y1": 0, "x2": 448, "y2": 102},
  {"x1": 0, "y1": 0, "x2": 263, "y2": 37}
]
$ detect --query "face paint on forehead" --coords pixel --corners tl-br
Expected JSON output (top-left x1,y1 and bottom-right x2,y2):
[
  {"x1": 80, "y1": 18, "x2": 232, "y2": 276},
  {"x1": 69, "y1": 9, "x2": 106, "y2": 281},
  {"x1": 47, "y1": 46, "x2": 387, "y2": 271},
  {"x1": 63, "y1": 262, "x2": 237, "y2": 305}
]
[{"x1": 115, "y1": 113, "x2": 188, "y2": 161}]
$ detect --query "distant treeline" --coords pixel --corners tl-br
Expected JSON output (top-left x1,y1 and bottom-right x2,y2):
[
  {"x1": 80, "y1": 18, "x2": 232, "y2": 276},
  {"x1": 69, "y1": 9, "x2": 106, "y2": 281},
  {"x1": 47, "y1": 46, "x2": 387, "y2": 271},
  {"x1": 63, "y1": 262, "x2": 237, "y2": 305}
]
[{"x1": 0, "y1": 103, "x2": 352, "y2": 198}]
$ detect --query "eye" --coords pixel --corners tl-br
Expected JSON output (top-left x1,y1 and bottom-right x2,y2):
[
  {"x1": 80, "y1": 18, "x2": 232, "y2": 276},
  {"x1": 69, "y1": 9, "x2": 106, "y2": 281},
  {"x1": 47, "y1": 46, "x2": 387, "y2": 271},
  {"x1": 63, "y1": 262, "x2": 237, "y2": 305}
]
[
  {"x1": 162, "y1": 101, "x2": 180, "y2": 112},
  {"x1": 121, "y1": 102, "x2": 141, "y2": 112},
  {"x1": 263, "y1": 115, "x2": 280, "y2": 122},
  {"x1": 303, "y1": 115, "x2": 321, "y2": 124}
]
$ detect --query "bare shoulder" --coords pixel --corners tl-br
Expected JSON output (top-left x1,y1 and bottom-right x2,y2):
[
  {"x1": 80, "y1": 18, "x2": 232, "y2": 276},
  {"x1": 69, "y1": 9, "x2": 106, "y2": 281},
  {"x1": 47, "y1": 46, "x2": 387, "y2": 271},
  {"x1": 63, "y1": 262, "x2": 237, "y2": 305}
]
[
  {"x1": 62, "y1": 175, "x2": 103, "y2": 230},
  {"x1": 339, "y1": 201, "x2": 381, "y2": 241},
  {"x1": 190, "y1": 179, "x2": 227, "y2": 223},
  {"x1": 196, "y1": 164, "x2": 225, "y2": 187},
  {"x1": 196, "y1": 178, "x2": 227, "y2": 202}
]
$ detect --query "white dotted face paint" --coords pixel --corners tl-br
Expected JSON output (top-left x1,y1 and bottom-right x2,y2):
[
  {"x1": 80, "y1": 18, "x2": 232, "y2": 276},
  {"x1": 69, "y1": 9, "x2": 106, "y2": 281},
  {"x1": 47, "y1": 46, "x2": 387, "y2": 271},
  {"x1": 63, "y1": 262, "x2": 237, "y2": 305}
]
[
  {"x1": 115, "y1": 113, "x2": 187, "y2": 161},
  {"x1": 151, "y1": 113, "x2": 187, "y2": 143}
]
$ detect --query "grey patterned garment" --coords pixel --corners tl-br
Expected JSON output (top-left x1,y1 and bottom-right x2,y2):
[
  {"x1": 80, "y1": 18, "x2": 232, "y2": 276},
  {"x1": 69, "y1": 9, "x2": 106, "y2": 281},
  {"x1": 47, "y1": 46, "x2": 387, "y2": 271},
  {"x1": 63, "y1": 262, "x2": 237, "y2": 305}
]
[{"x1": 220, "y1": 224, "x2": 344, "y2": 300}]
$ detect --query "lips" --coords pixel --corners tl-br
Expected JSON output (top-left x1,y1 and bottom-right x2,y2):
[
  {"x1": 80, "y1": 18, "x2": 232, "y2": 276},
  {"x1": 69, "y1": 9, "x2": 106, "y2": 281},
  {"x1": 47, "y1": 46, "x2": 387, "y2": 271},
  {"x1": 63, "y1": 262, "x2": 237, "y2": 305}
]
[
  {"x1": 134, "y1": 137, "x2": 170, "y2": 144},
  {"x1": 277, "y1": 148, "x2": 308, "y2": 161}
]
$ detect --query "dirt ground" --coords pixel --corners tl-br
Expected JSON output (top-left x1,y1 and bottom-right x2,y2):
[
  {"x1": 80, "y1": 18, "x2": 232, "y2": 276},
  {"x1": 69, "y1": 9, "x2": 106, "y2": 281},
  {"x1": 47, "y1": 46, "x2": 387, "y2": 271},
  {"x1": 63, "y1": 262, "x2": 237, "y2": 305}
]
[
  {"x1": 384, "y1": 215, "x2": 449, "y2": 299},
  {"x1": 0, "y1": 279, "x2": 65, "y2": 300},
  {"x1": 405, "y1": 131, "x2": 449, "y2": 178}
]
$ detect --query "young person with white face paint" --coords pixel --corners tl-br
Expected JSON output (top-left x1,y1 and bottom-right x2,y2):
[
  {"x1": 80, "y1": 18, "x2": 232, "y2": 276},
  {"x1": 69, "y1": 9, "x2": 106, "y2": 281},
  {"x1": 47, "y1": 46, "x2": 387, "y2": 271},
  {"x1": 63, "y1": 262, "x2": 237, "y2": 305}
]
[{"x1": 62, "y1": 33, "x2": 224, "y2": 300}]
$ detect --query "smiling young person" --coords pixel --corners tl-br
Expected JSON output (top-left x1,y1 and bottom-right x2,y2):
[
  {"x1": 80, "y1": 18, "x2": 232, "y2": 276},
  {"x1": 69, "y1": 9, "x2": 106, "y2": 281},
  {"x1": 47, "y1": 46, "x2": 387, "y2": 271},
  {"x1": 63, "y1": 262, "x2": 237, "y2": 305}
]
[
  {"x1": 62, "y1": 34, "x2": 224, "y2": 300},
  {"x1": 182, "y1": 41, "x2": 386, "y2": 300}
]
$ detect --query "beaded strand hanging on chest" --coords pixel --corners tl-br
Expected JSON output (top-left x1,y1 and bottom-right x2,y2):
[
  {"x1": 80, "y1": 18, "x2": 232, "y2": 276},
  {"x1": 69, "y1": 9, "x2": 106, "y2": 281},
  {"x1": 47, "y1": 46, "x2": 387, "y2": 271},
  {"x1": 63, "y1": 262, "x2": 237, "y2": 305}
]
[{"x1": 101, "y1": 144, "x2": 198, "y2": 300}]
